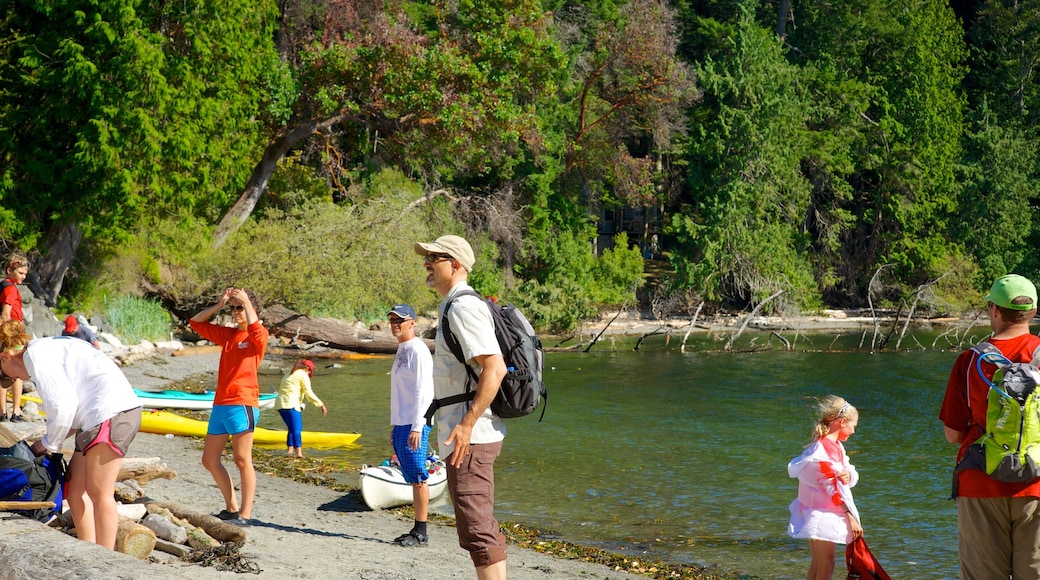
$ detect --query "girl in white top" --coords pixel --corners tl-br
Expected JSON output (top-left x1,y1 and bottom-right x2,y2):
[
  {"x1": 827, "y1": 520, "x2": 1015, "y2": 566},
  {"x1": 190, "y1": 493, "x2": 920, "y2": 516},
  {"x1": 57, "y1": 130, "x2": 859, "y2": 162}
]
[
  {"x1": 787, "y1": 395, "x2": 864, "y2": 580},
  {"x1": 0, "y1": 320, "x2": 141, "y2": 550}
]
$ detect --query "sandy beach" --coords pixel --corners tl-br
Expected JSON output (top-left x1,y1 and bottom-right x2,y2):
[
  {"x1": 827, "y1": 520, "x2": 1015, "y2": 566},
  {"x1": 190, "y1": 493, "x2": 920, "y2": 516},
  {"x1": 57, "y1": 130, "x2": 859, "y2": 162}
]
[{"x1": 1, "y1": 348, "x2": 646, "y2": 580}]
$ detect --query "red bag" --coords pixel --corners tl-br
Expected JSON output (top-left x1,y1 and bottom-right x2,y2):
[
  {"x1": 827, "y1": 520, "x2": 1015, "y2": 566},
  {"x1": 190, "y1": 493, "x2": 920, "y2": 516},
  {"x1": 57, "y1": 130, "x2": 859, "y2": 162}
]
[{"x1": 846, "y1": 537, "x2": 892, "y2": 580}]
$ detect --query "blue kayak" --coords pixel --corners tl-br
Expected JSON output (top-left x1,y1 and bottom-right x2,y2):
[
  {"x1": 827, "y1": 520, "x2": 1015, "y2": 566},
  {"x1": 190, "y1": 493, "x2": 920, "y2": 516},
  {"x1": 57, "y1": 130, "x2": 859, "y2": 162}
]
[{"x1": 134, "y1": 388, "x2": 277, "y2": 410}]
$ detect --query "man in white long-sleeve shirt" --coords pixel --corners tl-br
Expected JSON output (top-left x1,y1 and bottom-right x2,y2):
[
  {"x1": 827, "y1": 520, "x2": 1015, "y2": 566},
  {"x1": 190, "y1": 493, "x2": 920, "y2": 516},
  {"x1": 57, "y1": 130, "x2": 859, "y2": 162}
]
[{"x1": 388, "y1": 302, "x2": 434, "y2": 547}]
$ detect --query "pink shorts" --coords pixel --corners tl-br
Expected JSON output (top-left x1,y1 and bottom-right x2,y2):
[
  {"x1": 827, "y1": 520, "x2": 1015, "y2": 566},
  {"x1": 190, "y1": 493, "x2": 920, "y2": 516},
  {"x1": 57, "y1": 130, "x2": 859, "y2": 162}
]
[{"x1": 75, "y1": 407, "x2": 142, "y2": 456}]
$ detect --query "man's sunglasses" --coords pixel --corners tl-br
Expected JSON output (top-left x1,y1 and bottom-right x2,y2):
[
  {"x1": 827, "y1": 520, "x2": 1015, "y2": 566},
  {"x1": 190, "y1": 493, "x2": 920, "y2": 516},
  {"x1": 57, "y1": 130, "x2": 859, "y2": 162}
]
[
  {"x1": 423, "y1": 253, "x2": 454, "y2": 264},
  {"x1": 229, "y1": 305, "x2": 245, "y2": 312}
]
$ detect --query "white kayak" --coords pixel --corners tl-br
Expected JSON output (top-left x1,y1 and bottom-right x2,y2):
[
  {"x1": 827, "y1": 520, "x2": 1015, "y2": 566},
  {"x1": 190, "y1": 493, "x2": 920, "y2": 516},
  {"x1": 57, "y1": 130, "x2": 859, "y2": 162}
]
[{"x1": 359, "y1": 459, "x2": 447, "y2": 510}]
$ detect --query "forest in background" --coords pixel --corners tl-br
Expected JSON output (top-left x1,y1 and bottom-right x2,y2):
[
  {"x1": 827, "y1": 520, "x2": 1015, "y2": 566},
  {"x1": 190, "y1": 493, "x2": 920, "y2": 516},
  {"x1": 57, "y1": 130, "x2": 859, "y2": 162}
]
[{"x1": 1, "y1": 0, "x2": 1039, "y2": 333}]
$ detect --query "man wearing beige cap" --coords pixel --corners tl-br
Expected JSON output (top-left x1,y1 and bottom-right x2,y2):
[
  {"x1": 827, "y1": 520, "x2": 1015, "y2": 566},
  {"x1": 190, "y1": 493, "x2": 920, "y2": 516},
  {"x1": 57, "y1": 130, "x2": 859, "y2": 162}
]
[
  {"x1": 414, "y1": 235, "x2": 508, "y2": 579},
  {"x1": 939, "y1": 274, "x2": 1040, "y2": 579}
]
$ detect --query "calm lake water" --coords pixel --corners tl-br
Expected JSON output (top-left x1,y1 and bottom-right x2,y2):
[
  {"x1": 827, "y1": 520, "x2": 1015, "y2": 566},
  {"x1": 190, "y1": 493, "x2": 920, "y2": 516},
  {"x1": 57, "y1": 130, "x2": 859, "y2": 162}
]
[{"x1": 252, "y1": 337, "x2": 963, "y2": 580}]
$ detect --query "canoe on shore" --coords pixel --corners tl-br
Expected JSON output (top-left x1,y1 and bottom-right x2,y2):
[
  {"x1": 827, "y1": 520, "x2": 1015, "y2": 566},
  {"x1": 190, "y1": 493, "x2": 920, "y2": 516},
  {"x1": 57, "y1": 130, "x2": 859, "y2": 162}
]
[
  {"x1": 140, "y1": 409, "x2": 360, "y2": 448},
  {"x1": 134, "y1": 388, "x2": 277, "y2": 411},
  {"x1": 359, "y1": 459, "x2": 447, "y2": 510}
]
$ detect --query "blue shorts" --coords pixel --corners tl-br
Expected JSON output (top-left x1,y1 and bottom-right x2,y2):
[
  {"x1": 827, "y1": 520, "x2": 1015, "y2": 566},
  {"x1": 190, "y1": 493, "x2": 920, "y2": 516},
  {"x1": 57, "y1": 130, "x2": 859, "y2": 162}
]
[
  {"x1": 391, "y1": 424, "x2": 431, "y2": 484},
  {"x1": 208, "y1": 405, "x2": 259, "y2": 436}
]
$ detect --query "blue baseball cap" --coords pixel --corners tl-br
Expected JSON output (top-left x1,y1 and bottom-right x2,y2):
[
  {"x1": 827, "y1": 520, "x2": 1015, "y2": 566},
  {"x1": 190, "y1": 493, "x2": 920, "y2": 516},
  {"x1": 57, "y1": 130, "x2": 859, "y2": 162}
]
[{"x1": 387, "y1": 304, "x2": 416, "y2": 320}]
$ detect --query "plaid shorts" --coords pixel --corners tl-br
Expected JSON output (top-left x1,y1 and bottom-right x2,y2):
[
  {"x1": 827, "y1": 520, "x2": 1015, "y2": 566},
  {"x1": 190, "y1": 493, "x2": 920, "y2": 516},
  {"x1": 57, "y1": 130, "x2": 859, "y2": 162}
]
[{"x1": 391, "y1": 424, "x2": 431, "y2": 484}]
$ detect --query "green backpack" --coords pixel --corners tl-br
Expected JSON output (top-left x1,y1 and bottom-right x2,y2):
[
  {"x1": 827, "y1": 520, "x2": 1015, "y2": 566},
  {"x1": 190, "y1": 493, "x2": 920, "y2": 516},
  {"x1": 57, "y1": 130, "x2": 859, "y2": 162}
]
[{"x1": 955, "y1": 341, "x2": 1040, "y2": 486}]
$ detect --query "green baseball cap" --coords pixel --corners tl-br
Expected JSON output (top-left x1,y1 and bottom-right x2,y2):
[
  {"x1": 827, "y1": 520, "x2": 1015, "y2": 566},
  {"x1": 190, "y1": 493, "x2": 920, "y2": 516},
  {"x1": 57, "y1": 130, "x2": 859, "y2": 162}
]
[{"x1": 985, "y1": 274, "x2": 1038, "y2": 310}]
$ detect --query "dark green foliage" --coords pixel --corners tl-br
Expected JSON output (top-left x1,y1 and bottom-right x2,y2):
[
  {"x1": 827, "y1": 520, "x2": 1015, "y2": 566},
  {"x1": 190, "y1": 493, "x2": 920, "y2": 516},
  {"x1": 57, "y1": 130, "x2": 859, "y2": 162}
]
[
  {"x1": 10, "y1": 0, "x2": 1040, "y2": 333},
  {"x1": 671, "y1": 5, "x2": 819, "y2": 310},
  {"x1": 0, "y1": 0, "x2": 279, "y2": 245}
]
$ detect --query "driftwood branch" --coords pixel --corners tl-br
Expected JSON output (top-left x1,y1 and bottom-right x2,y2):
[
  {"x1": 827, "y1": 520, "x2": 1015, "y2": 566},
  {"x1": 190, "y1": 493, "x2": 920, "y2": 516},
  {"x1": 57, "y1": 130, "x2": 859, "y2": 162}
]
[
  {"x1": 771, "y1": 331, "x2": 792, "y2": 351},
  {"x1": 725, "y1": 290, "x2": 784, "y2": 351},
  {"x1": 398, "y1": 189, "x2": 458, "y2": 217},
  {"x1": 895, "y1": 271, "x2": 952, "y2": 351},
  {"x1": 118, "y1": 457, "x2": 176, "y2": 485},
  {"x1": 680, "y1": 302, "x2": 705, "y2": 353},
  {"x1": 585, "y1": 306, "x2": 627, "y2": 353},
  {"x1": 867, "y1": 265, "x2": 894, "y2": 352},
  {"x1": 633, "y1": 326, "x2": 667, "y2": 351},
  {"x1": 146, "y1": 501, "x2": 247, "y2": 545}
]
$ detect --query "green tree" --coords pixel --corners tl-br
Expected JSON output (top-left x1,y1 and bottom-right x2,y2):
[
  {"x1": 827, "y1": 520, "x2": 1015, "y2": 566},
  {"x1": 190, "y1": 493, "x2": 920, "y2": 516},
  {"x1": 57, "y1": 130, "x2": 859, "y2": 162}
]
[
  {"x1": 670, "y1": 5, "x2": 818, "y2": 310},
  {"x1": 0, "y1": 0, "x2": 280, "y2": 301},
  {"x1": 954, "y1": 110, "x2": 1038, "y2": 283},
  {"x1": 962, "y1": 1, "x2": 1040, "y2": 280},
  {"x1": 785, "y1": 0, "x2": 967, "y2": 305},
  {"x1": 212, "y1": 0, "x2": 566, "y2": 246}
]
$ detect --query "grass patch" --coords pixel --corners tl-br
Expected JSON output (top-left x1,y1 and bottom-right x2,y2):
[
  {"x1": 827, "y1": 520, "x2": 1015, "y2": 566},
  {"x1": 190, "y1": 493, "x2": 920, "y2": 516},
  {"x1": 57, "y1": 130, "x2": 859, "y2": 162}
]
[{"x1": 103, "y1": 295, "x2": 172, "y2": 344}]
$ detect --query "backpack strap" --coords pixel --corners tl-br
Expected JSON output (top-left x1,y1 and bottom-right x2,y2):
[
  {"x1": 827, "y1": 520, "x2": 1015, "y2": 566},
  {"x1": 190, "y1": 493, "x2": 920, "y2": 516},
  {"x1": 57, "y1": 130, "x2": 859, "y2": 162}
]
[{"x1": 423, "y1": 290, "x2": 484, "y2": 425}]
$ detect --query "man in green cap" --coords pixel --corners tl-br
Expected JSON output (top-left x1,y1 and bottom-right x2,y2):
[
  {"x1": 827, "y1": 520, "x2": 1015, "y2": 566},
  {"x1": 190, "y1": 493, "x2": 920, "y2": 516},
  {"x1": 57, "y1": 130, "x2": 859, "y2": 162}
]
[{"x1": 939, "y1": 274, "x2": 1040, "y2": 579}]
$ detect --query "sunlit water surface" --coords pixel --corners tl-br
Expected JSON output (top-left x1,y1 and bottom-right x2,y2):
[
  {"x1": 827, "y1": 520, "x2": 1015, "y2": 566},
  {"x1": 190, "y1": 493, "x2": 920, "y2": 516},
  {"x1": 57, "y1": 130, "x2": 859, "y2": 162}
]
[{"x1": 246, "y1": 338, "x2": 961, "y2": 579}]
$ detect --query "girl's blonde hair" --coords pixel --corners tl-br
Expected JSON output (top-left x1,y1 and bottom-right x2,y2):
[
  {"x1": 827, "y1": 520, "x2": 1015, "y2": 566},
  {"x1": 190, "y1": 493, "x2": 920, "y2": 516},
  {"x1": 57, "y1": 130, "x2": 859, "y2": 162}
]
[
  {"x1": 0, "y1": 320, "x2": 30, "y2": 352},
  {"x1": 810, "y1": 394, "x2": 857, "y2": 442}
]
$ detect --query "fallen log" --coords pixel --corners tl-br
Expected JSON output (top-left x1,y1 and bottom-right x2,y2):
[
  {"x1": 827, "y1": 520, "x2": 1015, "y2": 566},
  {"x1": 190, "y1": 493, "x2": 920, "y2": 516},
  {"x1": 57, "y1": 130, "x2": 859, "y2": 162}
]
[
  {"x1": 154, "y1": 537, "x2": 193, "y2": 558},
  {"x1": 146, "y1": 500, "x2": 246, "y2": 545},
  {"x1": 146, "y1": 505, "x2": 220, "y2": 549},
  {"x1": 114, "y1": 480, "x2": 144, "y2": 503},
  {"x1": 116, "y1": 517, "x2": 156, "y2": 559},
  {"x1": 141, "y1": 513, "x2": 188, "y2": 544},
  {"x1": 0, "y1": 500, "x2": 56, "y2": 511},
  {"x1": 116, "y1": 502, "x2": 147, "y2": 521},
  {"x1": 264, "y1": 305, "x2": 433, "y2": 354},
  {"x1": 0, "y1": 423, "x2": 19, "y2": 447},
  {"x1": 171, "y1": 345, "x2": 222, "y2": 357},
  {"x1": 118, "y1": 457, "x2": 176, "y2": 484}
]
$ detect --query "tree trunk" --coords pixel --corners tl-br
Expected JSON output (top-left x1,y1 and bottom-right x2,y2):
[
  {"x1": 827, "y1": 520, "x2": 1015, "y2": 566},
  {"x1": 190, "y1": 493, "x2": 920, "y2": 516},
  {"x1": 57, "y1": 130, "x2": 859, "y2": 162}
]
[
  {"x1": 212, "y1": 114, "x2": 348, "y2": 248},
  {"x1": 30, "y1": 221, "x2": 83, "y2": 306},
  {"x1": 776, "y1": 0, "x2": 792, "y2": 37}
]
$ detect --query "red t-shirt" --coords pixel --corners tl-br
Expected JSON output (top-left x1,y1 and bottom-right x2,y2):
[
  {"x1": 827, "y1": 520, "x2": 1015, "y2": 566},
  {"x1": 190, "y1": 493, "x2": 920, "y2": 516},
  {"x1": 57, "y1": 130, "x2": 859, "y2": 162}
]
[
  {"x1": 1, "y1": 278, "x2": 22, "y2": 321},
  {"x1": 939, "y1": 333, "x2": 1040, "y2": 498},
  {"x1": 189, "y1": 319, "x2": 269, "y2": 407}
]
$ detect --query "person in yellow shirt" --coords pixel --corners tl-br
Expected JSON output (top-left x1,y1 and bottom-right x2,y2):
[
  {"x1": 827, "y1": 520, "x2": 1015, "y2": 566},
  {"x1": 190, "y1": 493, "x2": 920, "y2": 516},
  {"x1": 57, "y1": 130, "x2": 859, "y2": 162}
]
[{"x1": 275, "y1": 359, "x2": 328, "y2": 457}]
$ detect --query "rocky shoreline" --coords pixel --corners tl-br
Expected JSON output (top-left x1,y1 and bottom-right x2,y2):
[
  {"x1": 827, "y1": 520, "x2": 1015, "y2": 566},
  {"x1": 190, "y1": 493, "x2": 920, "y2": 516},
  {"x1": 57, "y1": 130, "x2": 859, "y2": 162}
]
[
  {"x1": 1, "y1": 301, "x2": 979, "y2": 580},
  {"x1": 1, "y1": 346, "x2": 660, "y2": 580}
]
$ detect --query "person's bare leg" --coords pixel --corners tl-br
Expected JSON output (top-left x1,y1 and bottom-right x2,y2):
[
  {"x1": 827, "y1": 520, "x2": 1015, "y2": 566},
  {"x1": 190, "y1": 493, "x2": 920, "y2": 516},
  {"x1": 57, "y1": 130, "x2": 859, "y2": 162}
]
[
  {"x1": 476, "y1": 561, "x2": 507, "y2": 580},
  {"x1": 807, "y1": 539, "x2": 835, "y2": 580},
  {"x1": 65, "y1": 451, "x2": 94, "y2": 544},
  {"x1": 0, "y1": 386, "x2": 7, "y2": 417},
  {"x1": 202, "y1": 434, "x2": 238, "y2": 513},
  {"x1": 10, "y1": 378, "x2": 22, "y2": 417},
  {"x1": 231, "y1": 431, "x2": 256, "y2": 518},
  {"x1": 83, "y1": 444, "x2": 124, "y2": 549},
  {"x1": 413, "y1": 482, "x2": 429, "y2": 522}
]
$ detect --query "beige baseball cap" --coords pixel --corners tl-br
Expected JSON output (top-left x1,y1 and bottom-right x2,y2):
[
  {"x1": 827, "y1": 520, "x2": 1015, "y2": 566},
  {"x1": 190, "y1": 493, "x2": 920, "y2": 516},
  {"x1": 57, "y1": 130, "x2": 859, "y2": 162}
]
[{"x1": 414, "y1": 235, "x2": 475, "y2": 272}]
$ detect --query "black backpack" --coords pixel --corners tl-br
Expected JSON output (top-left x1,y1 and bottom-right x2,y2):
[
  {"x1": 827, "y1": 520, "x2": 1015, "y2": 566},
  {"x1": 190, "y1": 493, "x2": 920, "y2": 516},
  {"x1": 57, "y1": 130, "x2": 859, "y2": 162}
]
[
  {"x1": 424, "y1": 290, "x2": 546, "y2": 423},
  {"x1": 0, "y1": 441, "x2": 66, "y2": 522}
]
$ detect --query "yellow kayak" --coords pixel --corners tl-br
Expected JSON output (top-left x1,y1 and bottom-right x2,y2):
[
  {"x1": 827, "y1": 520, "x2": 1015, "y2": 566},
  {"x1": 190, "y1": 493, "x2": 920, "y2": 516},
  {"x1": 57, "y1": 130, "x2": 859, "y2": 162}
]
[
  {"x1": 141, "y1": 409, "x2": 361, "y2": 449},
  {"x1": 19, "y1": 394, "x2": 362, "y2": 448}
]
